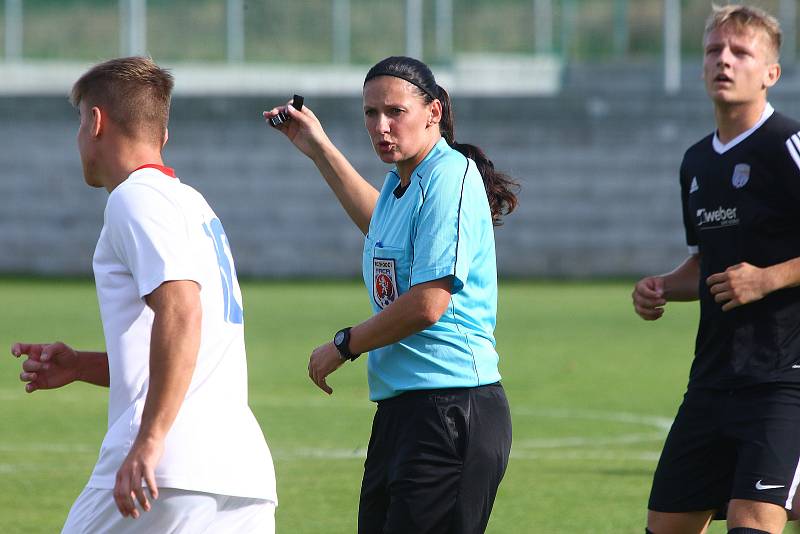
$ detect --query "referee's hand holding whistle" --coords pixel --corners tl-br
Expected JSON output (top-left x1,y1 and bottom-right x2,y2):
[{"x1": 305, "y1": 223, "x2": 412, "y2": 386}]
[
  {"x1": 263, "y1": 100, "x2": 330, "y2": 161},
  {"x1": 707, "y1": 261, "x2": 775, "y2": 311},
  {"x1": 308, "y1": 342, "x2": 346, "y2": 395}
]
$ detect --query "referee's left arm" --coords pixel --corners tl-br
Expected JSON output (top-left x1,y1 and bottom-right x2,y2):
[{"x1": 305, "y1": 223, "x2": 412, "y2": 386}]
[
  {"x1": 307, "y1": 278, "x2": 451, "y2": 394},
  {"x1": 349, "y1": 278, "x2": 452, "y2": 354}
]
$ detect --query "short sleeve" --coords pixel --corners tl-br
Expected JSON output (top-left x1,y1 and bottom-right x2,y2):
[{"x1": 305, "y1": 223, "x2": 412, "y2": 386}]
[
  {"x1": 679, "y1": 158, "x2": 698, "y2": 255},
  {"x1": 106, "y1": 183, "x2": 201, "y2": 298},
  {"x1": 782, "y1": 131, "x2": 800, "y2": 201},
  {"x1": 409, "y1": 159, "x2": 474, "y2": 292}
]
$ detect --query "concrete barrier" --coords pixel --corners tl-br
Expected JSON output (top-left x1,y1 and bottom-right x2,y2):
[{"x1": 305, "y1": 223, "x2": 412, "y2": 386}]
[{"x1": 3, "y1": 83, "x2": 795, "y2": 278}]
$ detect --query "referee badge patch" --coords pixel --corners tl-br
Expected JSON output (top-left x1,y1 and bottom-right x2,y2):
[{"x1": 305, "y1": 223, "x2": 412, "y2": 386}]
[
  {"x1": 732, "y1": 163, "x2": 750, "y2": 189},
  {"x1": 373, "y1": 258, "x2": 397, "y2": 309}
]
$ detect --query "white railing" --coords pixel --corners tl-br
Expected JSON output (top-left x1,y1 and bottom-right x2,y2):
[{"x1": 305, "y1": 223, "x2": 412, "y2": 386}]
[{"x1": 3, "y1": 0, "x2": 799, "y2": 94}]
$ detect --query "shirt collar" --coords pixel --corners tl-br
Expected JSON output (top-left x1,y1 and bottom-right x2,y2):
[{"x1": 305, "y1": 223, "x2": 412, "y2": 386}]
[
  {"x1": 712, "y1": 102, "x2": 774, "y2": 155},
  {"x1": 130, "y1": 164, "x2": 177, "y2": 178}
]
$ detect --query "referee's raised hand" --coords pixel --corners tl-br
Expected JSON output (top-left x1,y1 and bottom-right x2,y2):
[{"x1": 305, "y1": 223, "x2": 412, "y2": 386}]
[{"x1": 263, "y1": 101, "x2": 332, "y2": 161}]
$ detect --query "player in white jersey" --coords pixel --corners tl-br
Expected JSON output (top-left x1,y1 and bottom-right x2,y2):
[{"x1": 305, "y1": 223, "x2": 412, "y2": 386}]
[{"x1": 11, "y1": 57, "x2": 276, "y2": 533}]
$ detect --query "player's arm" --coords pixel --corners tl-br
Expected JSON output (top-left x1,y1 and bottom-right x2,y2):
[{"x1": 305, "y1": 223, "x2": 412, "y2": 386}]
[
  {"x1": 263, "y1": 103, "x2": 378, "y2": 235},
  {"x1": 308, "y1": 277, "x2": 451, "y2": 394},
  {"x1": 707, "y1": 256, "x2": 800, "y2": 312},
  {"x1": 632, "y1": 254, "x2": 700, "y2": 321},
  {"x1": 12, "y1": 342, "x2": 109, "y2": 391},
  {"x1": 705, "y1": 128, "x2": 800, "y2": 311},
  {"x1": 113, "y1": 279, "x2": 201, "y2": 519}
]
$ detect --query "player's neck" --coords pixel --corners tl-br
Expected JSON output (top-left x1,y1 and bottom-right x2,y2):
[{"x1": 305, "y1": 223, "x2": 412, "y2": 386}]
[
  {"x1": 102, "y1": 142, "x2": 165, "y2": 193},
  {"x1": 714, "y1": 99, "x2": 768, "y2": 144}
]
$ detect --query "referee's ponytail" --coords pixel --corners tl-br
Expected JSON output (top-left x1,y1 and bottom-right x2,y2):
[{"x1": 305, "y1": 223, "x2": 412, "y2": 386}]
[{"x1": 365, "y1": 56, "x2": 519, "y2": 226}]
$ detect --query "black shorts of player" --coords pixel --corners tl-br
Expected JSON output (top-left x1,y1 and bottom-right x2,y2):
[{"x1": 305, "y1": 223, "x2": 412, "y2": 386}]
[
  {"x1": 358, "y1": 382, "x2": 512, "y2": 534},
  {"x1": 649, "y1": 384, "x2": 800, "y2": 515}
]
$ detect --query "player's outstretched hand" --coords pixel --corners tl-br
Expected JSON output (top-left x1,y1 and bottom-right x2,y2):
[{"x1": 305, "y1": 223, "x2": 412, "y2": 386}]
[
  {"x1": 707, "y1": 262, "x2": 771, "y2": 311},
  {"x1": 263, "y1": 101, "x2": 332, "y2": 160},
  {"x1": 308, "y1": 342, "x2": 345, "y2": 395},
  {"x1": 113, "y1": 436, "x2": 163, "y2": 519},
  {"x1": 11, "y1": 341, "x2": 80, "y2": 392},
  {"x1": 632, "y1": 276, "x2": 666, "y2": 321}
]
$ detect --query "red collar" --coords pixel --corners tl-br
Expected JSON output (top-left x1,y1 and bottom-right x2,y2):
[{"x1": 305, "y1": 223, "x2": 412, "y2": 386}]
[{"x1": 132, "y1": 164, "x2": 176, "y2": 178}]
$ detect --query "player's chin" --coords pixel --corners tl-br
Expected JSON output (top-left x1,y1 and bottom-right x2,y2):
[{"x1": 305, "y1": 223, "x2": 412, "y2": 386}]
[
  {"x1": 83, "y1": 177, "x2": 102, "y2": 189},
  {"x1": 708, "y1": 90, "x2": 745, "y2": 106},
  {"x1": 81, "y1": 166, "x2": 103, "y2": 188}
]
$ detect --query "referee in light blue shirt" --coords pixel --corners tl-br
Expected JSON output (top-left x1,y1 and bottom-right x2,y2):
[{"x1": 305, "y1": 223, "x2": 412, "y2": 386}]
[
  {"x1": 363, "y1": 136, "x2": 501, "y2": 401},
  {"x1": 264, "y1": 55, "x2": 517, "y2": 534}
]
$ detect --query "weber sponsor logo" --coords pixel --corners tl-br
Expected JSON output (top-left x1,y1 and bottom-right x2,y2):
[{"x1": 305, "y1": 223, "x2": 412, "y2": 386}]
[{"x1": 695, "y1": 206, "x2": 739, "y2": 229}]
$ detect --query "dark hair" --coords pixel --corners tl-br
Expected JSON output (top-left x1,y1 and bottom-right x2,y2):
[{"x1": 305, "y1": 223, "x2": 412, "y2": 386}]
[
  {"x1": 364, "y1": 56, "x2": 518, "y2": 226},
  {"x1": 71, "y1": 56, "x2": 174, "y2": 147}
]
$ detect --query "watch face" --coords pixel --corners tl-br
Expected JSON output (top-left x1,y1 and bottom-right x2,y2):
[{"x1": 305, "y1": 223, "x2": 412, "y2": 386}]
[{"x1": 334, "y1": 331, "x2": 345, "y2": 346}]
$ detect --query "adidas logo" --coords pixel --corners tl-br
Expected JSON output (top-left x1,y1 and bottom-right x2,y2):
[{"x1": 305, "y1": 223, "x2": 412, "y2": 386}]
[{"x1": 689, "y1": 176, "x2": 699, "y2": 194}]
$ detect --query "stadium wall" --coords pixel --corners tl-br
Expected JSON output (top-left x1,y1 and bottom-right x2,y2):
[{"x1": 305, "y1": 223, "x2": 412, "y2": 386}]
[{"x1": 2, "y1": 88, "x2": 788, "y2": 278}]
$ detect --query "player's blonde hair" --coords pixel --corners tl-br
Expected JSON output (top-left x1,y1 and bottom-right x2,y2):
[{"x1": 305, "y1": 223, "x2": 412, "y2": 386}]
[
  {"x1": 70, "y1": 56, "x2": 174, "y2": 147},
  {"x1": 704, "y1": 4, "x2": 782, "y2": 62}
]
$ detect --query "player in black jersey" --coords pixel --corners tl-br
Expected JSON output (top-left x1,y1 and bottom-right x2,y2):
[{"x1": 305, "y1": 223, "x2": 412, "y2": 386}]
[{"x1": 632, "y1": 5, "x2": 800, "y2": 534}]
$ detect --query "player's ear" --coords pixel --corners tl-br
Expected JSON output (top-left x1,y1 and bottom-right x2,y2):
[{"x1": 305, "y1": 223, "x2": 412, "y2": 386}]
[
  {"x1": 90, "y1": 106, "x2": 103, "y2": 138},
  {"x1": 764, "y1": 61, "x2": 781, "y2": 89}
]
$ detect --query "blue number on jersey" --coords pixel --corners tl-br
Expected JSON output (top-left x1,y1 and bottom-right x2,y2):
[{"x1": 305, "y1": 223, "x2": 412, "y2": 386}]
[{"x1": 203, "y1": 218, "x2": 244, "y2": 324}]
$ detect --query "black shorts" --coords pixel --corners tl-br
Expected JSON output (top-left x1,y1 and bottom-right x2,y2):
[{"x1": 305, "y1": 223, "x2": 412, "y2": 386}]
[
  {"x1": 649, "y1": 384, "x2": 800, "y2": 514},
  {"x1": 358, "y1": 382, "x2": 512, "y2": 534}
]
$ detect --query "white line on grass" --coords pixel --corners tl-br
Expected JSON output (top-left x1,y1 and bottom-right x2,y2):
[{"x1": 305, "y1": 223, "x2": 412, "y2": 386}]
[
  {"x1": 248, "y1": 396, "x2": 371, "y2": 410},
  {"x1": 273, "y1": 448, "x2": 367, "y2": 460},
  {"x1": 510, "y1": 450, "x2": 661, "y2": 461},
  {"x1": 246, "y1": 398, "x2": 676, "y2": 434},
  {"x1": 0, "y1": 409, "x2": 671, "y2": 464},
  {"x1": 272, "y1": 448, "x2": 662, "y2": 462},
  {"x1": 0, "y1": 389, "x2": 103, "y2": 403},
  {"x1": 513, "y1": 432, "x2": 665, "y2": 449},
  {"x1": 511, "y1": 407, "x2": 673, "y2": 431},
  {"x1": 0, "y1": 443, "x2": 96, "y2": 454},
  {"x1": 0, "y1": 390, "x2": 24, "y2": 401}
]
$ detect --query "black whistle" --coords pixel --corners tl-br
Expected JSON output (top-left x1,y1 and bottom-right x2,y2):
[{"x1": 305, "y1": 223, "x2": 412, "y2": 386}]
[{"x1": 270, "y1": 94, "x2": 304, "y2": 127}]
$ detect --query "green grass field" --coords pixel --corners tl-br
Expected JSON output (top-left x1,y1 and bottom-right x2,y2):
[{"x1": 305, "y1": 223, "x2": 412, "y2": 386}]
[{"x1": 0, "y1": 278, "x2": 736, "y2": 533}]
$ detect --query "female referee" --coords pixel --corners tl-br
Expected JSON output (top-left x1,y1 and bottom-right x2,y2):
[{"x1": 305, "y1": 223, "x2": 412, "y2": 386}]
[{"x1": 264, "y1": 56, "x2": 517, "y2": 534}]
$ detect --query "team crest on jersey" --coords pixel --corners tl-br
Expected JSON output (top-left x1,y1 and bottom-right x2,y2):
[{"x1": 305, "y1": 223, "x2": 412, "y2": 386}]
[
  {"x1": 373, "y1": 258, "x2": 397, "y2": 309},
  {"x1": 731, "y1": 163, "x2": 750, "y2": 189}
]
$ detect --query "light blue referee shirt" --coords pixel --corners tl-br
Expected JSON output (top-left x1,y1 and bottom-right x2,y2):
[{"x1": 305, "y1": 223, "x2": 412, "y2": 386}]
[{"x1": 362, "y1": 138, "x2": 501, "y2": 401}]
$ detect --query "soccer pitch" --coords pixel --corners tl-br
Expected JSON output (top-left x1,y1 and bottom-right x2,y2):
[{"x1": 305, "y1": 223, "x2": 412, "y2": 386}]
[{"x1": 0, "y1": 278, "x2": 730, "y2": 533}]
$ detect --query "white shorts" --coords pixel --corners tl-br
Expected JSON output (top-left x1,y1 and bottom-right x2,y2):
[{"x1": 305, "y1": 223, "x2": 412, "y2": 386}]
[{"x1": 61, "y1": 487, "x2": 276, "y2": 534}]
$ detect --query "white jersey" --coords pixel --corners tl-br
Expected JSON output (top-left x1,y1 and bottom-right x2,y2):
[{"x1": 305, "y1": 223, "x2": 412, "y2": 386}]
[{"x1": 90, "y1": 165, "x2": 276, "y2": 502}]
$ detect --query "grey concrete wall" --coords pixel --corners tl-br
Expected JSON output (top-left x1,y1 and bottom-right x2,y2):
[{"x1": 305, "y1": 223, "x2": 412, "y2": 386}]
[{"x1": 2, "y1": 87, "x2": 793, "y2": 278}]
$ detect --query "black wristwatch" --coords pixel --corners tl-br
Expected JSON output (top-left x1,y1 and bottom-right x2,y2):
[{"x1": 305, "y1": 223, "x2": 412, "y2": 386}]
[{"x1": 333, "y1": 327, "x2": 361, "y2": 361}]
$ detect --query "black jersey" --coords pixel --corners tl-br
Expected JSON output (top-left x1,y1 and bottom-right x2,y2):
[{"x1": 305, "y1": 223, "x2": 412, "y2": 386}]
[{"x1": 680, "y1": 109, "x2": 800, "y2": 389}]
